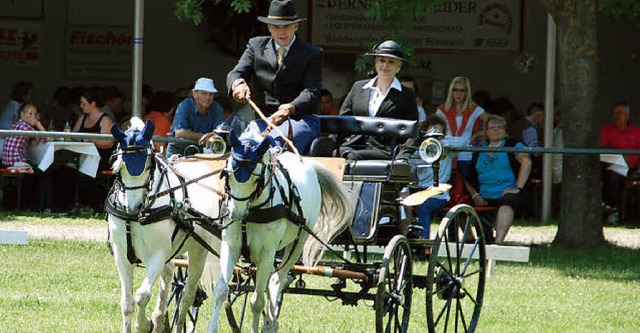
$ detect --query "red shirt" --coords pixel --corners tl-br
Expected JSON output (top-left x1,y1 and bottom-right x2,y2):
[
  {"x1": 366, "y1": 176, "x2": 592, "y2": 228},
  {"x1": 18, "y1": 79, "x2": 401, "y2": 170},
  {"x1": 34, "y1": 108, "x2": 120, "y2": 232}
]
[
  {"x1": 144, "y1": 111, "x2": 172, "y2": 152},
  {"x1": 600, "y1": 123, "x2": 640, "y2": 169}
]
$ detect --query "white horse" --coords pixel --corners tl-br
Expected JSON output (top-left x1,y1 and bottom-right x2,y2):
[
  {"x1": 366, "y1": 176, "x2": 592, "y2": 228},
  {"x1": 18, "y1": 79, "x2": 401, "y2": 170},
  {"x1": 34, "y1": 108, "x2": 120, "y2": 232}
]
[
  {"x1": 107, "y1": 118, "x2": 221, "y2": 333},
  {"x1": 205, "y1": 131, "x2": 355, "y2": 333}
]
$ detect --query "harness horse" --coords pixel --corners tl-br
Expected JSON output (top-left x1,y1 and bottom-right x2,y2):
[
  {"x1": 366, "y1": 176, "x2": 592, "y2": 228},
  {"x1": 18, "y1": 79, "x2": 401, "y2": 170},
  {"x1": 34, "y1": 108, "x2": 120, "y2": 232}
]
[
  {"x1": 205, "y1": 131, "x2": 355, "y2": 333},
  {"x1": 106, "y1": 118, "x2": 222, "y2": 333}
]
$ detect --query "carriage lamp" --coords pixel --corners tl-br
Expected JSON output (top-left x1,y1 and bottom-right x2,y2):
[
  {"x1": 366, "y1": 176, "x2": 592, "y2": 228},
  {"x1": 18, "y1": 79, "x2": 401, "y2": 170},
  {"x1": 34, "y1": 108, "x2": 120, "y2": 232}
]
[{"x1": 418, "y1": 128, "x2": 445, "y2": 186}]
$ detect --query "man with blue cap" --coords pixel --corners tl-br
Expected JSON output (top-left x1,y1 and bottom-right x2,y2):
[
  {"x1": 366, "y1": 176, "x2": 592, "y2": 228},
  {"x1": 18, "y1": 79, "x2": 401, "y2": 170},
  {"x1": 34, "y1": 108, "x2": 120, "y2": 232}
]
[
  {"x1": 167, "y1": 77, "x2": 225, "y2": 156},
  {"x1": 227, "y1": 0, "x2": 322, "y2": 153}
]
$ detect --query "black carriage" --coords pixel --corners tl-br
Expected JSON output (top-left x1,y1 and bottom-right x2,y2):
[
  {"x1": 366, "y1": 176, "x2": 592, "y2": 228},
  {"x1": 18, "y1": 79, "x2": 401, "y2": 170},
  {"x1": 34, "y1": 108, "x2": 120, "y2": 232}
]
[{"x1": 168, "y1": 116, "x2": 487, "y2": 333}]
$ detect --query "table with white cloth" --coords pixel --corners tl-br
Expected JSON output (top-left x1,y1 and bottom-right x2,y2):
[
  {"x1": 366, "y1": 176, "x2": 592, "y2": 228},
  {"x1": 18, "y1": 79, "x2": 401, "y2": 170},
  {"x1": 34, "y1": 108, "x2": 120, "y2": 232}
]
[
  {"x1": 30, "y1": 141, "x2": 101, "y2": 177},
  {"x1": 600, "y1": 154, "x2": 629, "y2": 177}
]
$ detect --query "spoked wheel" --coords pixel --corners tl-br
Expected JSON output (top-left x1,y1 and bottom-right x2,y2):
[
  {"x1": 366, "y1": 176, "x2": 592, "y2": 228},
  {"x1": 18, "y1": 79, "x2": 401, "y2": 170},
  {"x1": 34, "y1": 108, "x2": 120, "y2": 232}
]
[
  {"x1": 426, "y1": 204, "x2": 486, "y2": 333},
  {"x1": 225, "y1": 268, "x2": 254, "y2": 333},
  {"x1": 167, "y1": 262, "x2": 204, "y2": 333},
  {"x1": 375, "y1": 235, "x2": 413, "y2": 333},
  {"x1": 225, "y1": 266, "x2": 285, "y2": 333}
]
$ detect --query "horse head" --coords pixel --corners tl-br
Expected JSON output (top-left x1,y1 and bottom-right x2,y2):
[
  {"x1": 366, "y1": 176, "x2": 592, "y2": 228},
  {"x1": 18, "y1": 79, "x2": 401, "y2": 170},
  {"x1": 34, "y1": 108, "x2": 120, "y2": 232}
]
[
  {"x1": 227, "y1": 130, "x2": 274, "y2": 184},
  {"x1": 110, "y1": 117, "x2": 156, "y2": 213}
]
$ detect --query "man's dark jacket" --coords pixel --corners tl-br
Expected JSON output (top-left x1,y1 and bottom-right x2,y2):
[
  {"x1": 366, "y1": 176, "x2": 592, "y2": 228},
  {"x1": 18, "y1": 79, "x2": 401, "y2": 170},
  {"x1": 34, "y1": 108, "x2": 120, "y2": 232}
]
[{"x1": 226, "y1": 36, "x2": 322, "y2": 118}]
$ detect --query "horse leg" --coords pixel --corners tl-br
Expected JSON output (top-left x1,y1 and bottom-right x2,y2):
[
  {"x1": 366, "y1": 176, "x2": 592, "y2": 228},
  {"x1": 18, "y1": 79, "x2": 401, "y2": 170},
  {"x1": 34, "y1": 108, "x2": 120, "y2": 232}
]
[
  {"x1": 134, "y1": 254, "x2": 166, "y2": 333},
  {"x1": 250, "y1": 248, "x2": 277, "y2": 333},
  {"x1": 264, "y1": 239, "x2": 307, "y2": 333},
  {"x1": 115, "y1": 254, "x2": 135, "y2": 333},
  {"x1": 151, "y1": 262, "x2": 174, "y2": 333},
  {"x1": 206, "y1": 236, "x2": 240, "y2": 333}
]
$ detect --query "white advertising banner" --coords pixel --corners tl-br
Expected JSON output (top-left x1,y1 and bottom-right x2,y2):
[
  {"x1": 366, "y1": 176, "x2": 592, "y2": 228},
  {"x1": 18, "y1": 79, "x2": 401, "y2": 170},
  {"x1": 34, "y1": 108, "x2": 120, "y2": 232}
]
[
  {"x1": 310, "y1": 0, "x2": 523, "y2": 53},
  {"x1": 0, "y1": 21, "x2": 42, "y2": 64},
  {"x1": 65, "y1": 25, "x2": 133, "y2": 80}
]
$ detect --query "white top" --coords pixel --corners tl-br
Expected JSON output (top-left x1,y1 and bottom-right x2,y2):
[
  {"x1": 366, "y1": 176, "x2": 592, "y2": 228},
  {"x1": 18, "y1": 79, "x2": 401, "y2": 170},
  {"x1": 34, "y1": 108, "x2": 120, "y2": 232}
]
[
  {"x1": 363, "y1": 77, "x2": 403, "y2": 117},
  {"x1": 436, "y1": 104, "x2": 485, "y2": 162}
]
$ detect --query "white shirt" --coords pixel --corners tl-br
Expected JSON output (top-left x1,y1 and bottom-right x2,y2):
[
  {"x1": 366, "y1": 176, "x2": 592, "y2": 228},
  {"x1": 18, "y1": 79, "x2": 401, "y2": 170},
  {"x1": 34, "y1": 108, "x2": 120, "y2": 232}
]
[{"x1": 362, "y1": 77, "x2": 403, "y2": 117}]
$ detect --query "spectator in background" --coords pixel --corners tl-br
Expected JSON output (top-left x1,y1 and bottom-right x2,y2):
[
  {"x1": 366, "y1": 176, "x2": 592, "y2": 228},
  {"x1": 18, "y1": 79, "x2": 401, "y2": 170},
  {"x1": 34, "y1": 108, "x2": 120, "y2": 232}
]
[
  {"x1": 599, "y1": 102, "x2": 640, "y2": 224},
  {"x1": 1, "y1": 81, "x2": 34, "y2": 157},
  {"x1": 510, "y1": 102, "x2": 544, "y2": 180},
  {"x1": 317, "y1": 88, "x2": 339, "y2": 115},
  {"x1": 167, "y1": 77, "x2": 225, "y2": 156},
  {"x1": 435, "y1": 77, "x2": 488, "y2": 207},
  {"x1": 43, "y1": 86, "x2": 81, "y2": 131},
  {"x1": 144, "y1": 91, "x2": 178, "y2": 152},
  {"x1": 340, "y1": 40, "x2": 418, "y2": 160},
  {"x1": 465, "y1": 115, "x2": 532, "y2": 244},
  {"x1": 436, "y1": 77, "x2": 488, "y2": 176},
  {"x1": 2, "y1": 103, "x2": 45, "y2": 167},
  {"x1": 102, "y1": 86, "x2": 126, "y2": 121},
  {"x1": 73, "y1": 88, "x2": 115, "y2": 171},
  {"x1": 400, "y1": 76, "x2": 427, "y2": 125},
  {"x1": 2, "y1": 103, "x2": 52, "y2": 211}
]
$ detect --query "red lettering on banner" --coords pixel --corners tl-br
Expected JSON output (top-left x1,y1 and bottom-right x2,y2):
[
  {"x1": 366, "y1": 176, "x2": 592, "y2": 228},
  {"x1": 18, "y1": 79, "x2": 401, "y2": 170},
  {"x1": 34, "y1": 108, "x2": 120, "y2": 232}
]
[
  {"x1": 0, "y1": 29, "x2": 18, "y2": 42},
  {"x1": 69, "y1": 31, "x2": 132, "y2": 46}
]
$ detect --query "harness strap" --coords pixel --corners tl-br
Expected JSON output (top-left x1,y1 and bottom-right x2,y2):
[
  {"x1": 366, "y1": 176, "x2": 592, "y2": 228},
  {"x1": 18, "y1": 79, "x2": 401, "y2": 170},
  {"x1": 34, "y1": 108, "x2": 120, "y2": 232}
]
[{"x1": 125, "y1": 221, "x2": 142, "y2": 265}]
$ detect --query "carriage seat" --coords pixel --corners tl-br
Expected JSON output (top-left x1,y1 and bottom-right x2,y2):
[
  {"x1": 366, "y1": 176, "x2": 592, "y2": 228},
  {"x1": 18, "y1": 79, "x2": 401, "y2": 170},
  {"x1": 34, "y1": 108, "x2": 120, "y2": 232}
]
[{"x1": 310, "y1": 116, "x2": 418, "y2": 182}]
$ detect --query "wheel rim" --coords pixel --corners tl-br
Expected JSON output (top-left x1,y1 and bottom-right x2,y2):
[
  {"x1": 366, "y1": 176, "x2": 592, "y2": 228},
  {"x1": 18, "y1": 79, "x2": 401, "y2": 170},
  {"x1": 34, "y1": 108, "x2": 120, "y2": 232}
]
[
  {"x1": 167, "y1": 266, "x2": 200, "y2": 333},
  {"x1": 225, "y1": 270, "x2": 253, "y2": 333},
  {"x1": 426, "y1": 204, "x2": 486, "y2": 333},
  {"x1": 376, "y1": 235, "x2": 413, "y2": 333}
]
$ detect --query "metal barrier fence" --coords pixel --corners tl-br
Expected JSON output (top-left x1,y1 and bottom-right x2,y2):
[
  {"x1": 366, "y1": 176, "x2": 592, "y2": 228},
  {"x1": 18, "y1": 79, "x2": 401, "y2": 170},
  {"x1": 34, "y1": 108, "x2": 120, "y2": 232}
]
[{"x1": 0, "y1": 129, "x2": 196, "y2": 145}]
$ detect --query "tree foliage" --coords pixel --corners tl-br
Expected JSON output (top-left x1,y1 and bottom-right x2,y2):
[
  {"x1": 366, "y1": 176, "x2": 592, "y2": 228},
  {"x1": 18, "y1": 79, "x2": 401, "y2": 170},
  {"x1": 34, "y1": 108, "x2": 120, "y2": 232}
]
[{"x1": 175, "y1": 0, "x2": 253, "y2": 25}]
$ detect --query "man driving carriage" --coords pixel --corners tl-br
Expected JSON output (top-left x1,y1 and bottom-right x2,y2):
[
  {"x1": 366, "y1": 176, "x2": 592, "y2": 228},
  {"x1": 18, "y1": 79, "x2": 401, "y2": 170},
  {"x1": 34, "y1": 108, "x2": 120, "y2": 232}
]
[{"x1": 226, "y1": 0, "x2": 322, "y2": 154}]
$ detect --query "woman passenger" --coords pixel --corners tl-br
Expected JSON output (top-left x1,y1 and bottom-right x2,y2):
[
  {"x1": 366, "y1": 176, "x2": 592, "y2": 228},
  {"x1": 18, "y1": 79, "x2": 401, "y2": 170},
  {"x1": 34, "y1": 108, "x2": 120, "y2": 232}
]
[{"x1": 339, "y1": 40, "x2": 418, "y2": 160}]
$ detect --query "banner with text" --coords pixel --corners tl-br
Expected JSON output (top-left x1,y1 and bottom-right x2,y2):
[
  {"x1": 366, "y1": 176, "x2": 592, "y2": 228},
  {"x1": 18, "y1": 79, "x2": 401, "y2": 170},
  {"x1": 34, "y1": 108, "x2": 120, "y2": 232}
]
[
  {"x1": 0, "y1": 21, "x2": 42, "y2": 65},
  {"x1": 65, "y1": 25, "x2": 133, "y2": 80},
  {"x1": 310, "y1": 0, "x2": 523, "y2": 53}
]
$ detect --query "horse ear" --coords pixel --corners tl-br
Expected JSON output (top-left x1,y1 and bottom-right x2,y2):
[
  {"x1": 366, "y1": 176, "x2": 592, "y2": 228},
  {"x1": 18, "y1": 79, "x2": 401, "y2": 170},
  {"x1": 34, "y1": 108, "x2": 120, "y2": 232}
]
[
  {"x1": 256, "y1": 136, "x2": 273, "y2": 156},
  {"x1": 141, "y1": 119, "x2": 155, "y2": 141},
  {"x1": 111, "y1": 123, "x2": 126, "y2": 142},
  {"x1": 230, "y1": 130, "x2": 241, "y2": 148}
]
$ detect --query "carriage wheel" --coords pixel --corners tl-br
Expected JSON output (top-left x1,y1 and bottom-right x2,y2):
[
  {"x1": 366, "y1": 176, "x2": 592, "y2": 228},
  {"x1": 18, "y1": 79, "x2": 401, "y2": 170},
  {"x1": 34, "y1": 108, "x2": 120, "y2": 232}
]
[
  {"x1": 375, "y1": 235, "x2": 413, "y2": 333},
  {"x1": 225, "y1": 268, "x2": 285, "y2": 333},
  {"x1": 167, "y1": 264, "x2": 203, "y2": 333},
  {"x1": 225, "y1": 269, "x2": 254, "y2": 333},
  {"x1": 426, "y1": 204, "x2": 486, "y2": 333}
]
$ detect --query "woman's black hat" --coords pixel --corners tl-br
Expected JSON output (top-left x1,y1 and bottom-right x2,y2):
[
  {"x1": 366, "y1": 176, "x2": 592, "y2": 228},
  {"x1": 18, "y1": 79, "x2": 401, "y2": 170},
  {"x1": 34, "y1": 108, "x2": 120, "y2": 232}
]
[
  {"x1": 364, "y1": 40, "x2": 406, "y2": 61},
  {"x1": 258, "y1": 0, "x2": 306, "y2": 26}
]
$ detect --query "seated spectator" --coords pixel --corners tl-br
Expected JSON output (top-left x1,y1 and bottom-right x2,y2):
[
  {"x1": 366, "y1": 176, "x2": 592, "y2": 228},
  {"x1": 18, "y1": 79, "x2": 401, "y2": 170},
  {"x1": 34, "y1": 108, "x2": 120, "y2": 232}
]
[
  {"x1": 166, "y1": 78, "x2": 225, "y2": 157},
  {"x1": 465, "y1": 115, "x2": 532, "y2": 244},
  {"x1": 102, "y1": 86, "x2": 126, "y2": 122},
  {"x1": 144, "y1": 91, "x2": 178, "y2": 152},
  {"x1": 405, "y1": 115, "x2": 453, "y2": 239},
  {"x1": 317, "y1": 88, "x2": 339, "y2": 116},
  {"x1": 511, "y1": 102, "x2": 544, "y2": 148},
  {"x1": 70, "y1": 88, "x2": 116, "y2": 212},
  {"x1": 2, "y1": 103, "x2": 46, "y2": 167},
  {"x1": 599, "y1": 102, "x2": 640, "y2": 224},
  {"x1": 73, "y1": 88, "x2": 115, "y2": 170},
  {"x1": 400, "y1": 76, "x2": 427, "y2": 125},
  {"x1": 2, "y1": 103, "x2": 52, "y2": 211},
  {"x1": 43, "y1": 86, "x2": 81, "y2": 132},
  {"x1": 1, "y1": 81, "x2": 34, "y2": 158},
  {"x1": 340, "y1": 40, "x2": 418, "y2": 160}
]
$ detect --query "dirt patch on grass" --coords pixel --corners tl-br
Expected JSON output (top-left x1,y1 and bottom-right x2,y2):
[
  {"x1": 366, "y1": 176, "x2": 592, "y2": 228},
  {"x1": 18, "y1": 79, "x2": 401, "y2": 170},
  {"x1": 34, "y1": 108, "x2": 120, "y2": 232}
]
[{"x1": 2, "y1": 222, "x2": 640, "y2": 249}]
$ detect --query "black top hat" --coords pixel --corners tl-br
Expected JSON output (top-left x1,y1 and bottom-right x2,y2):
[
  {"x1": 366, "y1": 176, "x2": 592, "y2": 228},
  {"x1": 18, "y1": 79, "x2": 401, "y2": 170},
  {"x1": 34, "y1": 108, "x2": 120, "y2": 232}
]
[
  {"x1": 258, "y1": 0, "x2": 306, "y2": 26},
  {"x1": 364, "y1": 40, "x2": 406, "y2": 61}
]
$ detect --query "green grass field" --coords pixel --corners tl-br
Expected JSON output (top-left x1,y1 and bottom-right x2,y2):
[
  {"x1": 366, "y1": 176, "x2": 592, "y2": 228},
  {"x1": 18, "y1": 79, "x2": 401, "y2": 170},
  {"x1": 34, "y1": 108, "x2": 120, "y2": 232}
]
[{"x1": 1, "y1": 215, "x2": 640, "y2": 332}]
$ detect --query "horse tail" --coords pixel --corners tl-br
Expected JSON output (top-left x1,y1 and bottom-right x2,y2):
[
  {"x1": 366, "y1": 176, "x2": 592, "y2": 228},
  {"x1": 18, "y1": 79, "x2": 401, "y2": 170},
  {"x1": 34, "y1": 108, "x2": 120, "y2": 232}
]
[
  {"x1": 302, "y1": 163, "x2": 355, "y2": 267},
  {"x1": 198, "y1": 249, "x2": 220, "y2": 298}
]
